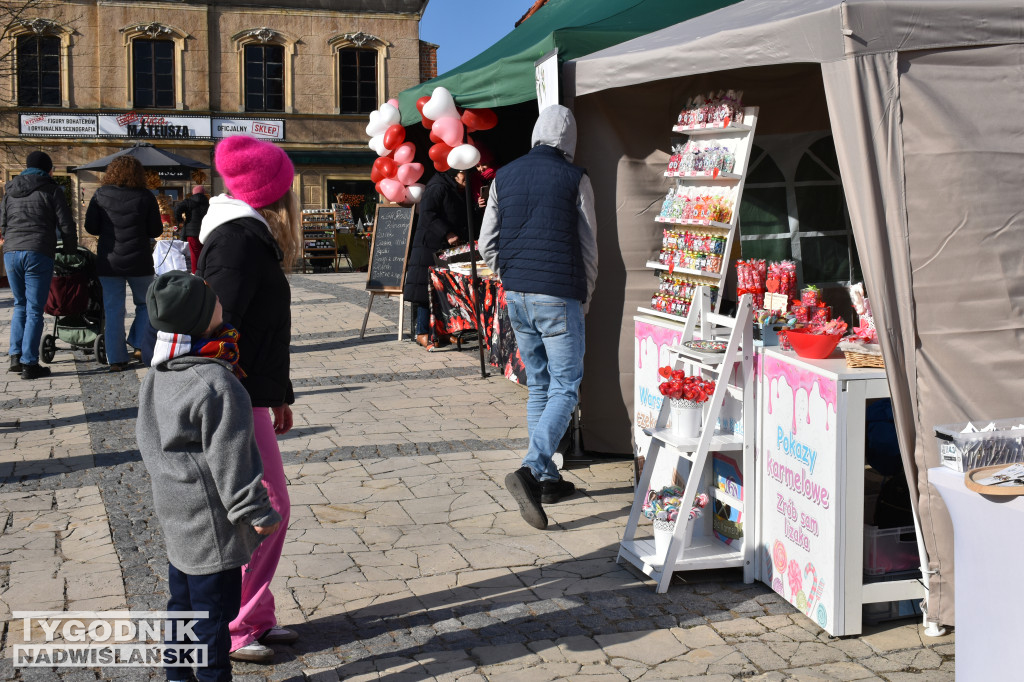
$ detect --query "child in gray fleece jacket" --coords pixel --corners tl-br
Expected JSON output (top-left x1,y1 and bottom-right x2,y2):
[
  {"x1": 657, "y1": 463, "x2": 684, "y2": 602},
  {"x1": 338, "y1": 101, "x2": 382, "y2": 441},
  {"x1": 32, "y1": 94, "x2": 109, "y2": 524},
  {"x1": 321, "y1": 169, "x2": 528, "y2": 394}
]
[{"x1": 137, "y1": 271, "x2": 281, "y2": 682}]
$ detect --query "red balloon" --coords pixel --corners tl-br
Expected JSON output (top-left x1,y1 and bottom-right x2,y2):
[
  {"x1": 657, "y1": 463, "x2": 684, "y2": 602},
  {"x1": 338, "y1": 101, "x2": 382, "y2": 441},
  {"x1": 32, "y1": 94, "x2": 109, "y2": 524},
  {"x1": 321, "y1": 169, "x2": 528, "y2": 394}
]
[
  {"x1": 461, "y1": 108, "x2": 498, "y2": 131},
  {"x1": 415, "y1": 95, "x2": 431, "y2": 115},
  {"x1": 374, "y1": 181, "x2": 383, "y2": 195},
  {"x1": 421, "y1": 115, "x2": 434, "y2": 130},
  {"x1": 372, "y1": 156, "x2": 397, "y2": 180},
  {"x1": 370, "y1": 165, "x2": 384, "y2": 183},
  {"x1": 383, "y1": 124, "x2": 405, "y2": 150},
  {"x1": 433, "y1": 159, "x2": 450, "y2": 173},
  {"x1": 428, "y1": 142, "x2": 452, "y2": 163},
  {"x1": 429, "y1": 128, "x2": 442, "y2": 144}
]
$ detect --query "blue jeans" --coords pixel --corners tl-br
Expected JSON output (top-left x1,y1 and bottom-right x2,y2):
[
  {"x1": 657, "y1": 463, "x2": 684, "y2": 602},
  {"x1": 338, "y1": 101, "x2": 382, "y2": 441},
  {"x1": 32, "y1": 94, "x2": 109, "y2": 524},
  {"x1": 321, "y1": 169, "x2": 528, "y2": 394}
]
[
  {"x1": 5, "y1": 251, "x2": 55, "y2": 366},
  {"x1": 415, "y1": 304, "x2": 431, "y2": 336},
  {"x1": 505, "y1": 291, "x2": 585, "y2": 482},
  {"x1": 99, "y1": 275, "x2": 152, "y2": 364},
  {"x1": 166, "y1": 563, "x2": 242, "y2": 682}
]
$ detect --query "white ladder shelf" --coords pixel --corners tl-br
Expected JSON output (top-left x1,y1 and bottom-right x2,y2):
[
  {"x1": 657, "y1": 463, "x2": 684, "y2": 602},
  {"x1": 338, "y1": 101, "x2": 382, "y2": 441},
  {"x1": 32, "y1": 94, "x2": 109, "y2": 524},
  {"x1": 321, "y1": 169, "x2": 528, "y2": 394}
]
[{"x1": 619, "y1": 287, "x2": 756, "y2": 592}]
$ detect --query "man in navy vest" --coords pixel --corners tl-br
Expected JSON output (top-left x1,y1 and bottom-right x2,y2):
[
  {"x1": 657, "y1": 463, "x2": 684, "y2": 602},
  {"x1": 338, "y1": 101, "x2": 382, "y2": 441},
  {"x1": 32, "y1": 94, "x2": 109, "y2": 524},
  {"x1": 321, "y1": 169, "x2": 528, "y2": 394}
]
[{"x1": 480, "y1": 105, "x2": 598, "y2": 530}]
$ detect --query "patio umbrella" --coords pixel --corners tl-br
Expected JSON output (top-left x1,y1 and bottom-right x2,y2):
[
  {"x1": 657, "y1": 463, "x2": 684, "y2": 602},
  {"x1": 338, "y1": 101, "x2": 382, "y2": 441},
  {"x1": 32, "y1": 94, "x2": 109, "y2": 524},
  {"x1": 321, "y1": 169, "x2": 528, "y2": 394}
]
[{"x1": 72, "y1": 142, "x2": 209, "y2": 172}]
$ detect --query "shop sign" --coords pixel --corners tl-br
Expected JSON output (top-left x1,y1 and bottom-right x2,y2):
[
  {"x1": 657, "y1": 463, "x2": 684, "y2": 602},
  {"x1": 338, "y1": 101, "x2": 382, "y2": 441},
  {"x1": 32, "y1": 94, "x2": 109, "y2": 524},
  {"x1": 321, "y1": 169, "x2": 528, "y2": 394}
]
[
  {"x1": 20, "y1": 114, "x2": 97, "y2": 137},
  {"x1": 211, "y1": 118, "x2": 285, "y2": 140},
  {"x1": 97, "y1": 113, "x2": 212, "y2": 139},
  {"x1": 535, "y1": 48, "x2": 559, "y2": 112},
  {"x1": 759, "y1": 354, "x2": 838, "y2": 634}
]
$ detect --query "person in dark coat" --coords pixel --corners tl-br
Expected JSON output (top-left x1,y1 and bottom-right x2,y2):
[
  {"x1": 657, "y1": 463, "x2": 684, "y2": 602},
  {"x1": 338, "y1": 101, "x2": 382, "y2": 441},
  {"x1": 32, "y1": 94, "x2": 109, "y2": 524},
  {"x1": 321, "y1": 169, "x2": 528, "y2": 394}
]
[
  {"x1": 196, "y1": 134, "x2": 301, "y2": 663},
  {"x1": 402, "y1": 169, "x2": 469, "y2": 350},
  {"x1": 84, "y1": 155, "x2": 164, "y2": 370},
  {"x1": 174, "y1": 185, "x2": 209, "y2": 273},
  {"x1": 0, "y1": 150, "x2": 77, "y2": 379}
]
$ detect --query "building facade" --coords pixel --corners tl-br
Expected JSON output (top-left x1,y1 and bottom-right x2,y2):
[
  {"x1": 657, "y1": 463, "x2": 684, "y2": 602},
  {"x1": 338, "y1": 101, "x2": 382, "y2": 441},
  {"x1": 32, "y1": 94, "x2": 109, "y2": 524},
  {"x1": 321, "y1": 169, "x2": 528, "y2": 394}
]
[{"x1": 1, "y1": 0, "x2": 434, "y2": 238}]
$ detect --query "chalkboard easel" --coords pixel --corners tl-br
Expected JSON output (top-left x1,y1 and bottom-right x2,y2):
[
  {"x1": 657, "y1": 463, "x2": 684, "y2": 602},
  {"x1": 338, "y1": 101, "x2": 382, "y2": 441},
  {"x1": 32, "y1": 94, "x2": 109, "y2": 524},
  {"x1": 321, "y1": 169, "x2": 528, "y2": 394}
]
[{"x1": 360, "y1": 203, "x2": 415, "y2": 340}]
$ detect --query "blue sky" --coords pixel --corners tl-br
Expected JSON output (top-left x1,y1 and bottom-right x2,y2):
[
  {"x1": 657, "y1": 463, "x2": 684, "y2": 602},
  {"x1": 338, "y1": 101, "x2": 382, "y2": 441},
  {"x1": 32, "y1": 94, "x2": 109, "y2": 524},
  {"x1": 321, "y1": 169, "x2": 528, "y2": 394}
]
[{"x1": 420, "y1": 0, "x2": 537, "y2": 75}]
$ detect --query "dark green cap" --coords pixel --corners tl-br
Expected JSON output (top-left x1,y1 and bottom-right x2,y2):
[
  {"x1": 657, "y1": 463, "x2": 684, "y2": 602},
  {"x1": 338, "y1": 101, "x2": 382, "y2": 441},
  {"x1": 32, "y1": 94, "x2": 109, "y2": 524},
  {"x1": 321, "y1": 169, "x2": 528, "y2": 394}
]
[{"x1": 146, "y1": 271, "x2": 217, "y2": 338}]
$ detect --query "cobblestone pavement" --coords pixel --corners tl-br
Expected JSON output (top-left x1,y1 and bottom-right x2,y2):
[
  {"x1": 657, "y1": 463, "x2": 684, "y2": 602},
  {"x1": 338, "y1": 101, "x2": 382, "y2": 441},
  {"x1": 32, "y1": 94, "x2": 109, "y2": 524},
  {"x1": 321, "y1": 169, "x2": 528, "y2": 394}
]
[{"x1": 0, "y1": 272, "x2": 955, "y2": 681}]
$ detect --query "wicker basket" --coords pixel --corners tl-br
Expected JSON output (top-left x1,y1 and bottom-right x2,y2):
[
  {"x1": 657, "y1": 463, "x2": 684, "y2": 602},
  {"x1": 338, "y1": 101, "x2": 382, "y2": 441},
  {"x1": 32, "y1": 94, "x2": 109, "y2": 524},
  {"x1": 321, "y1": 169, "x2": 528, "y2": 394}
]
[{"x1": 844, "y1": 350, "x2": 885, "y2": 368}]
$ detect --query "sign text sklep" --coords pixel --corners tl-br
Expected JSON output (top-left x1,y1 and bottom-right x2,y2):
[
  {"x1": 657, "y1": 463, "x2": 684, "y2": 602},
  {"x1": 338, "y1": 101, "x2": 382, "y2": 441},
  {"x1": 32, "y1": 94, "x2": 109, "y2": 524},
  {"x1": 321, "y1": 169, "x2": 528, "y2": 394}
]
[{"x1": 21, "y1": 113, "x2": 286, "y2": 141}]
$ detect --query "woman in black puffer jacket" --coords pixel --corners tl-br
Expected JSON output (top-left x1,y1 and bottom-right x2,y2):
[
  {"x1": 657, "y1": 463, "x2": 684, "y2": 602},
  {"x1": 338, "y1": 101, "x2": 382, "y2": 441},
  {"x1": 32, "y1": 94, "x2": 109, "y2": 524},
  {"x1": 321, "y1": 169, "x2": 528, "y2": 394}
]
[
  {"x1": 84, "y1": 156, "x2": 163, "y2": 370},
  {"x1": 402, "y1": 169, "x2": 469, "y2": 350}
]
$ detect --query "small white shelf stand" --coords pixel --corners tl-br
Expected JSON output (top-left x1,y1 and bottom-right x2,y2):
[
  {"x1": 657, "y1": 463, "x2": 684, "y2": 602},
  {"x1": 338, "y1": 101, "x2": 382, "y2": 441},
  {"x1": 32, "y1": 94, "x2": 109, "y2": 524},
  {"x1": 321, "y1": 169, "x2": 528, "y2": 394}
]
[{"x1": 620, "y1": 287, "x2": 756, "y2": 592}]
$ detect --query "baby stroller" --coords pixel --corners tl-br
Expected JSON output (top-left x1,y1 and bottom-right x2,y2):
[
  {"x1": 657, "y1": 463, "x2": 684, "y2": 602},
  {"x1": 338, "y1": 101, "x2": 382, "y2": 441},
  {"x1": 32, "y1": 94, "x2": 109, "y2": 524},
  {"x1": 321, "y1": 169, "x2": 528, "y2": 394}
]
[{"x1": 40, "y1": 245, "x2": 106, "y2": 364}]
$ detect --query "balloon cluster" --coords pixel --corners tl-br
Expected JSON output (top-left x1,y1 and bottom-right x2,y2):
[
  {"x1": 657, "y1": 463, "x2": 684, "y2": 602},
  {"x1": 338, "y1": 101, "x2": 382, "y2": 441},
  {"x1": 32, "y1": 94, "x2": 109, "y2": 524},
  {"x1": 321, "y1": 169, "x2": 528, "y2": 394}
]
[
  {"x1": 415, "y1": 87, "x2": 497, "y2": 173},
  {"x1": 366, "y1": 99, "x2": 425, "y2": 204}
]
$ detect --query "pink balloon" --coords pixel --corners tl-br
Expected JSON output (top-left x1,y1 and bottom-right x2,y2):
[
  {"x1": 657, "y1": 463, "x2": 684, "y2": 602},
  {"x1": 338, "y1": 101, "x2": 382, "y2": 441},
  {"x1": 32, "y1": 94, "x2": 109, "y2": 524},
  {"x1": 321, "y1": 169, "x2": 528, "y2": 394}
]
[
  {"x1": 380, "y1": 178, "x2": 407, "y2": 203},
  {"x1": 393, "y1": 142, "x2": 416, "y2": 165},
  {"x1": 431, "y1": 116, "x2": 464, "y2": 148},
  {"x1": 396, "y1": 162, "x2": 424, "y2": 185},
  {"x1": 387, "y1": 98, "x2": 399, "y2": 109}
]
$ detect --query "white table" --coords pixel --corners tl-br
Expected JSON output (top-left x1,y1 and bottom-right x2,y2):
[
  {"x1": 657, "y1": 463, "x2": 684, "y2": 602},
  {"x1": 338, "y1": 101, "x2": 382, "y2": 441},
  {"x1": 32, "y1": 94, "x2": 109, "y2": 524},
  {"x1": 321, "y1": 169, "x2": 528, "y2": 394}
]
[
  {"x1": 758, "y1": 349, "x2": 926, "y2": 636},
  {"x1": 932, "y1": 466, "x2": 1023, "y2": 679}
]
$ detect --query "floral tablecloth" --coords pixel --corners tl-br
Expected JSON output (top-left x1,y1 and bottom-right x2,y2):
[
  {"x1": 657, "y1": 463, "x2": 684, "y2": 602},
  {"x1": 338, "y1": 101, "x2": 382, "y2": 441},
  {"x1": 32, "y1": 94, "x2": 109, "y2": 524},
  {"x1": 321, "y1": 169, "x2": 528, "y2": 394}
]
[{"x1": 427, "y1": 267, "x2": 526, "y2": 384}]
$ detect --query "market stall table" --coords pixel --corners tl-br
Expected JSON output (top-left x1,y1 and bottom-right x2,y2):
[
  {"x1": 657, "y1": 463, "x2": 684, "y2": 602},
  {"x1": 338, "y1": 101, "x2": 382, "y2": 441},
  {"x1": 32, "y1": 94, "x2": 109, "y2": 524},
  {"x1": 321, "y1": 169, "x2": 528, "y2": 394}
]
[
  {"x1": 336, "y1": 231, "x2": 370, "y2": 270},
  {"x1": 758, "y1": 348, "x2": 926, "y2": 636},
  {"x1": 427, "y1": 267, "x2": 525, "y2": 384},
  {"x1": 932, "y1": 466, "x2": 1021, "y2": 680}
]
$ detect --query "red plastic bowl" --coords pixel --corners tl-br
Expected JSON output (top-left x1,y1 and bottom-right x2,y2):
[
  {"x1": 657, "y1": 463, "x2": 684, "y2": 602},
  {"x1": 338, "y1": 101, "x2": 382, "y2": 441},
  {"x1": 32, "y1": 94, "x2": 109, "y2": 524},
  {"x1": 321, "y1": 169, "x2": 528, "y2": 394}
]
[{"x1": 782, "y1": 329, "x2": 842, "y2": 359}]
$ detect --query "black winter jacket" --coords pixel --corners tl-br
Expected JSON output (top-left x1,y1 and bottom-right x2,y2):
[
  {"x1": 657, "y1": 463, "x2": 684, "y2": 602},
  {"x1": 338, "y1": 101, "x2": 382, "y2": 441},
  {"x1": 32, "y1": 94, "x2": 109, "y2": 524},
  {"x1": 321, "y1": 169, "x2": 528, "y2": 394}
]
[
  {"x1": 197, "y1": 217, "x2": 294, "y2": 408},
  {"x1": 174, "y1": 193, "x2": 209, "y2": 239},
  {"x1": 402, "y1": 173, "x2": 469, "y2": 306},
  {"x1": 0, "y1": 172, "x2": 76, "y2": 256},
  {"x1": 84, "y1": 185, "x2": 163, "y2": 277}
]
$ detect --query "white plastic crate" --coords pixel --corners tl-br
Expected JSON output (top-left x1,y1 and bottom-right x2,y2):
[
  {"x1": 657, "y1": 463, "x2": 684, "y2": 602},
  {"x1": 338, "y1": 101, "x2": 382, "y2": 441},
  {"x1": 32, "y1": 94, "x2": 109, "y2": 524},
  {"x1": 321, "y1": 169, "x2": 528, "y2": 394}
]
[{"x1": 863, "y1": 524, "x2": 919, "y2": 576}]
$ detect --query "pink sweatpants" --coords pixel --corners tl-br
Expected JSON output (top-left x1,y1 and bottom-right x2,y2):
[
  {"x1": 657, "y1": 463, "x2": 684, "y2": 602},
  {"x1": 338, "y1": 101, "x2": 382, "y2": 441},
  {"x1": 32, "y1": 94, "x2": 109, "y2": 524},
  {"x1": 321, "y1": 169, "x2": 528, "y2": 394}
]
[{"x1": 229, "y1": 407, "x2": 291, "y2": 651}]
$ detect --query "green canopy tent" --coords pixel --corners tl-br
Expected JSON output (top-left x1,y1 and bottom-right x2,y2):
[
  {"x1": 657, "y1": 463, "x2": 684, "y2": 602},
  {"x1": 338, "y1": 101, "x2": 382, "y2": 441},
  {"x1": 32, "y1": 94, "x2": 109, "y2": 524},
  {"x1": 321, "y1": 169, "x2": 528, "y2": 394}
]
[{"x1": 398, "y1": 0, "x2": 741, "y2": 124}]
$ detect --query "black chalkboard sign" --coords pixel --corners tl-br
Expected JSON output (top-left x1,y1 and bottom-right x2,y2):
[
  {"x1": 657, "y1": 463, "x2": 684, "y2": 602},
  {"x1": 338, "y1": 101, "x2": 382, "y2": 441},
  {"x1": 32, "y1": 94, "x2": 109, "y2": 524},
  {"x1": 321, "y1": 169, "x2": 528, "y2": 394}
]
[{"x1": 365, "y1": 204, "x2": 415, "y2": 293}]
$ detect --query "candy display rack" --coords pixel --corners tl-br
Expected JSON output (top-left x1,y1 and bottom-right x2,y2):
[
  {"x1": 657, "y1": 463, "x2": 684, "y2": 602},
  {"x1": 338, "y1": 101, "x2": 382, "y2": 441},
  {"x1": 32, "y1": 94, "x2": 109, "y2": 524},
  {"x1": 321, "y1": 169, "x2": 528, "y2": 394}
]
[
  {"x1": 621, "y1": 287, "x2": 757, "y2": 592},
  {"x1": 644, "y1": 106, "x2": 759, "y2": 319},
  {"x1": 301, "y1": 208, "x2": 340, "y2": 273}
]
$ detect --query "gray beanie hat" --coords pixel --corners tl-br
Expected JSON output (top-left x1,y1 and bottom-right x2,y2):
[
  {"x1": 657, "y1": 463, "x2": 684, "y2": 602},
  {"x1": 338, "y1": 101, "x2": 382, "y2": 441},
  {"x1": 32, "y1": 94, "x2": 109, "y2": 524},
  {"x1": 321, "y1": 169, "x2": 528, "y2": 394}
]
[{"x1": 147, "y1": 271, "x2": 217, "y2": 338}]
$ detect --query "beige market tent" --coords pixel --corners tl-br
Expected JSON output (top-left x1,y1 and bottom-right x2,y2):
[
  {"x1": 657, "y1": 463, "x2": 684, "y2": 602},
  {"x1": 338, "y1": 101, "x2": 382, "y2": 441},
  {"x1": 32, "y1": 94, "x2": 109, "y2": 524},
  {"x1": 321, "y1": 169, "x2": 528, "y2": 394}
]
[{"x1": 566, "y1": 0, "x2": 1024, "y2": 626}]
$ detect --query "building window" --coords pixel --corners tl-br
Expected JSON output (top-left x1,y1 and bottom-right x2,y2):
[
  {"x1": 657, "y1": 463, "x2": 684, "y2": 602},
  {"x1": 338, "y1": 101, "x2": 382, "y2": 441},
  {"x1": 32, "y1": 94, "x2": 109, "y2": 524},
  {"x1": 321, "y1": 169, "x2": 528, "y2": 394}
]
[
  {"x1": 339, "y1": 48, "x2": 378, "y2": 114},
  {"x1": 133, "y1": 39, "x2": 175, "y2": 108},
  {"x1": 245, "y1": 44, "x2": 284, "y2": 112},
  {"x1": 17, "y1": 35, "x2": 61, "y2": 106}
]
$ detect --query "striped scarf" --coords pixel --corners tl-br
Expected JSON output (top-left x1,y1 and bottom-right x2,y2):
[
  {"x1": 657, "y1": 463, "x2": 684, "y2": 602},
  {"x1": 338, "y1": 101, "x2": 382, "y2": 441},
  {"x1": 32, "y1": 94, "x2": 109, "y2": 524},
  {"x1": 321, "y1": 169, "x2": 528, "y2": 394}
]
[{"x1": 152, "y1": 325, "x2": 246, "y2": 378}]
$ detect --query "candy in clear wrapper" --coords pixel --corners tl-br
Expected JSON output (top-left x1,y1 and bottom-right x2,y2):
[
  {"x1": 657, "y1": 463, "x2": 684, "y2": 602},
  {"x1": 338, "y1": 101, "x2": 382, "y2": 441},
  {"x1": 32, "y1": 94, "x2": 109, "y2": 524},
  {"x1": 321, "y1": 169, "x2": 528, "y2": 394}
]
[{"x1": 801, "y1": 286, "x2": 821, "y2": 307}]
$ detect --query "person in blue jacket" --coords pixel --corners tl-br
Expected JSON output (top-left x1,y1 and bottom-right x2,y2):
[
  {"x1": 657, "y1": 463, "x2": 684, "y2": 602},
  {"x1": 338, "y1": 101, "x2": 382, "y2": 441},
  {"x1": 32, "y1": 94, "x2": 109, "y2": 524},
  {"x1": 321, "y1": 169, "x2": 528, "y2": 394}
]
[{"x1": 479, "y1": 105, "x2": 599, "y2": 530}]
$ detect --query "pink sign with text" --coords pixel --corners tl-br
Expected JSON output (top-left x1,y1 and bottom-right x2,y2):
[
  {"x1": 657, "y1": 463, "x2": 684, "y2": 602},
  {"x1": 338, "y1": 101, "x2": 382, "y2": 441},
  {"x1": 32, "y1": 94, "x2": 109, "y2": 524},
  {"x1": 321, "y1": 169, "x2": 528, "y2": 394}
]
[{"x1": 760, "y1": 354, "x2": 838, "y2": 632}]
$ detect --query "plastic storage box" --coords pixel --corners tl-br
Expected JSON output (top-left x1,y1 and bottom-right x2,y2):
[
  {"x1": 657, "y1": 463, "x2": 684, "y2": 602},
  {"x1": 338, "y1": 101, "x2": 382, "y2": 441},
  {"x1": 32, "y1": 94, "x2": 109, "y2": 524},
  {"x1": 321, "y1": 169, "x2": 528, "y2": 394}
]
[
  {"x1": 934, "y1": 418, "x2": 1024, "y2": 473},
  {"x1": 863, "y1": 524, "x2": 919, "y2": 576}
]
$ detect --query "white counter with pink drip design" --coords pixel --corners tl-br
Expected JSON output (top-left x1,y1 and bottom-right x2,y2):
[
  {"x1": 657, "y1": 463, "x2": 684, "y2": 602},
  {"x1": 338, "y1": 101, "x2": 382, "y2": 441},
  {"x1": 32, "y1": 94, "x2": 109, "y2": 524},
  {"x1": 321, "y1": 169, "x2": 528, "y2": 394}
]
[{"x1": 757, "y1": 348, "x2": 925, "y2": 636}]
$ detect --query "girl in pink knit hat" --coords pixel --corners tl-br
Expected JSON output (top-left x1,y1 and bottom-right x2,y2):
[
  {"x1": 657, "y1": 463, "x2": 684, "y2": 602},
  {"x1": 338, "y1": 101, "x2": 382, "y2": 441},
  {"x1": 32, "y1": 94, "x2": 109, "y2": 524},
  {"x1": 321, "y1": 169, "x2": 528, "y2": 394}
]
[{"x1": 195, "y1": 135, "x2": 301, "y2": 663}]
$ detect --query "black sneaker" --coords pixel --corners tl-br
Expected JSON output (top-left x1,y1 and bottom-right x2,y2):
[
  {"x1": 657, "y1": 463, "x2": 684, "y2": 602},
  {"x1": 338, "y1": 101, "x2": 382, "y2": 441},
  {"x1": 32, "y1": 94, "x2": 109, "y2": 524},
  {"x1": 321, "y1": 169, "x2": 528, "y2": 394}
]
[
  {"x1": 9, "y1": 354, "x2": 22, "y2": 373},
  {"x1": 20, "y1": 364, "x2": 51, "y2": 380},
  {"x1": 540, "y1": 477, "x2": 576, "y2": 504},
  {"x1": 504, "y1": 467, "x2": 548, "y2": 530}
]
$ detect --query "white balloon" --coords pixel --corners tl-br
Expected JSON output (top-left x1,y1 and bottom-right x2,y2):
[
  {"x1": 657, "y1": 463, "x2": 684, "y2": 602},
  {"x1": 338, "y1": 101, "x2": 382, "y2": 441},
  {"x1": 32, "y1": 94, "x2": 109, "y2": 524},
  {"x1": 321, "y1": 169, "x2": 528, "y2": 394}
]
[
  {"x1": 365, "y1": 110, "x2": 388, "y2": 137},
  {"x1": 422, "y1": 87, "x2": 458, "y2": 122},
  {"x1": 378, "y1": 102, "x2": 402, "y2": 128},
  {"x1": 447, "y1": 144, "x2": 481, "y2": 171},
  {"x1": 405, "y1": 183, "x2": 425, "y2": 204},
  {"x1": 368, "y1": 134, "x2": 388, "y2": 156}
]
